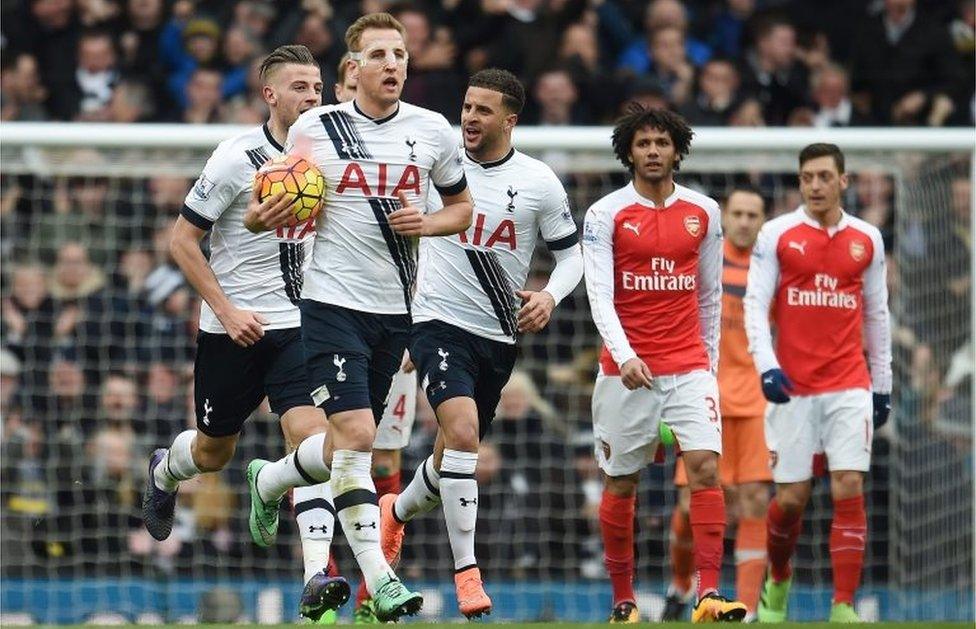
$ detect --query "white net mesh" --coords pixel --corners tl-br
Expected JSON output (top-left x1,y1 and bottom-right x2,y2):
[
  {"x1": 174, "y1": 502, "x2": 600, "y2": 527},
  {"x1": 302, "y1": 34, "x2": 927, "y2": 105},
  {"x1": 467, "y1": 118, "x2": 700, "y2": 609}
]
[{"x1": 0, "y1": 129, "x2": 972, "y2": 624}]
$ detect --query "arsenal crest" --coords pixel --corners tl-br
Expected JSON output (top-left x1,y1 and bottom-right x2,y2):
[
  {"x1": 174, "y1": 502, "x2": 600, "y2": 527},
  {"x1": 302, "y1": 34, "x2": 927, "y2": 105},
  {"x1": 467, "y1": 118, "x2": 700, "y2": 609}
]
[
  {"x1": 683, "y1": 215, "x2": 701, "y2": 237},
  {"x1": 849, "y1": 240, "x2": 866, "y2": 261}
]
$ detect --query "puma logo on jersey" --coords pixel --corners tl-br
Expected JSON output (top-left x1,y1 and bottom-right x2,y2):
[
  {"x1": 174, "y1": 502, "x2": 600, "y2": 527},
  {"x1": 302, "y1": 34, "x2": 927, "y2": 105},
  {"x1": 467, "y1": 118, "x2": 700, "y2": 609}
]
[
  {"x1": 622, "y1": 222, "x2": 640, "y2": 236},
  {"x1": 438, "y1": 348, "x2": 450, "y2": 371},
  {"x1": 405, "y1": 137, "x2": 417, "y2": 161},
  {"x1": 840, "y1": 530, "x2": 866, "y2": 544},
  {"x1": 506, "y1": 186, "x2": 518, "y2": 212},
  {"x1": 334, "y1": 354, "x2": 347, "y2": 382},
  {"x1": 788, "y1": 240, "x2": 807, "y2": 255},
  {"x1": 202, "y1": 398, "x2": 213, "y2": 425}
]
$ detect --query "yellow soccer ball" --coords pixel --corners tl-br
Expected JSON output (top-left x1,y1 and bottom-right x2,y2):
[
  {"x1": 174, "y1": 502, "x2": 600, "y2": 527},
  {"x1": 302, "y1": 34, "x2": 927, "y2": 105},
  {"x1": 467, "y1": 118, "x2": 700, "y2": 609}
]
[{"x1": 254, "y1": 154, "x2": 326, "y2": 223}]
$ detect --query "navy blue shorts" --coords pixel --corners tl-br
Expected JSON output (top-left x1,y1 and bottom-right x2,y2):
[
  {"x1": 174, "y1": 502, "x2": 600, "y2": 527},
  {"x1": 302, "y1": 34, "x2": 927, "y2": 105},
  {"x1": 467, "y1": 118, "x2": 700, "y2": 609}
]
[
  {"x1": 410, "y1": 320, "x2": 518, "y2": 439},
  {"x1": 300, "y1": 300, "x2": 410, "y2": 421},
  {"x1": 193, "y1": 328, "x2": 310, "y2": 438}
]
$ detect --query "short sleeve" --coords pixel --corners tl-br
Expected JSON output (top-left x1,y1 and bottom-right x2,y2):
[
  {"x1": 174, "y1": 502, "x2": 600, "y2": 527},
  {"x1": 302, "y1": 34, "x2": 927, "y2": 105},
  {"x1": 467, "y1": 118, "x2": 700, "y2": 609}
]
[
  {"x1": 538, "y1": 170, "x2": 578, "y2": 251},
  {"x1": 183, "y1": 143, "x2": 246, "y2": 230},
  {"x1": 429, "y1": 117, "x2": 466, "y2": 196}
]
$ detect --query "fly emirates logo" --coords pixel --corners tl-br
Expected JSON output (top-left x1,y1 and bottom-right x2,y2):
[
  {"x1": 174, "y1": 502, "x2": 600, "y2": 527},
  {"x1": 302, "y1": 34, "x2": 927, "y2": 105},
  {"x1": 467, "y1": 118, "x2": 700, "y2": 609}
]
[
  {"x1": 786, "y1": 273, "x2": 858, "y2": 310},
  {"x1": 621, "y1": 257, "x2": 696, "y2": 292}
]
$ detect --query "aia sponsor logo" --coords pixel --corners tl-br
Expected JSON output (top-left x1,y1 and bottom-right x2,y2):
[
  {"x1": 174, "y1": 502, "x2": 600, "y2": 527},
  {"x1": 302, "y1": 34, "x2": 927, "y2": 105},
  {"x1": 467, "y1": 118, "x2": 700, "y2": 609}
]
[
  {"x1": 683, "y1": 215, "x2": 701, "y2": 237},
  {"x1": 849, "y1": 240, "x2": 866, "y2": 261}
]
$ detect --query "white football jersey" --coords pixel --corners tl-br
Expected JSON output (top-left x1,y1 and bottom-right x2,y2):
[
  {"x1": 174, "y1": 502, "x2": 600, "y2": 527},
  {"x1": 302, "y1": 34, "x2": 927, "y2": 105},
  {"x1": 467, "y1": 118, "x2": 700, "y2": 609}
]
[
  {"x1": 413, "y1": 148, "x2": 579, "y2": 343},
  {"x1": 183, "y1": 124, "x2": 315, "y2": 334},
  {"x1": 287, "y1": 100, "x2": 466, "y2": 314}
]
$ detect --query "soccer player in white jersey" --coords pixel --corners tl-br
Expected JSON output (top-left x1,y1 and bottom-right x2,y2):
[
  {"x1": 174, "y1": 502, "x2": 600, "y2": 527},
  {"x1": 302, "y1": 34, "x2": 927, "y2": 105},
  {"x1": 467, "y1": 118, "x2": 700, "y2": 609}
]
[
  {"x1": 332, "y1": 48, "x2": 421, "y2": 624},
  {"x1": 141, "y1": 46, "x2": 350, "y2": 623},
  {"x1": 242, "y1": 13, "x2": 473, "y2": 622},
  {"x1": 745, "y1": 144, "x2": 892, "y2": 623},
  {"x1": 377, "y1": 68, "x2": 584, "y2": 618},
  {"x1": 583, "y1": 106, "x2": 747, "y2": 623}
]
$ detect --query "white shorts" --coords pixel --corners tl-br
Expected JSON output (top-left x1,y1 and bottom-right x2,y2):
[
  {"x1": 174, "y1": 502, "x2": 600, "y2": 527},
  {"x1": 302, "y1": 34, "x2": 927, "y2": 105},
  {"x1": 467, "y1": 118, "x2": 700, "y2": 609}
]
[
  {"x1": 374, "y1": 368, "x2": 418, "y2": 449},
  {"x1": 765, "y1": 388, "x2": 872, "y2": 483},
  {"x1": 592, "y1": 369, "x2": 722, "y2": 476}
]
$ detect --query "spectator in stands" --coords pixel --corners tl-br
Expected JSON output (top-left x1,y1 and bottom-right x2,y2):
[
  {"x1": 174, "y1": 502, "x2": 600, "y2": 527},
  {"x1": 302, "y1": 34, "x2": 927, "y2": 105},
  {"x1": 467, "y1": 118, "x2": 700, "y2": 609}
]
[
  {"x1": 641, "y1": 26, "x2": 695, "y2": 106},
  {"x1": 948, "y1": 0, "x2": 975, "y2": 125},
  {"x1": 97, "y1": 374, "x2": 140, "y2": 429},
  {"x1": 118, "y1": 0, "x2": 167, "y2": 96},
  {"x1": 49, "y1": 242, "x2": 109, "y2": 369},
  {"x1": 0, "y1": 53, "x2": 49, "y2": 121},
  {"x1": 3, "y1": 264, "x2": 55, "y2": 405},
  {"x1": 144, "y1": 266, "x2": 194, "y2": 364},
  {"x1": 390, "y1": 4, "x2": 464, "y2": 122},
  {"x1": 739, "y1": 15, "x2": 808, "y2": 126},
  {"x1": 852, "y1": 169, "x2": 895, "y2": 243},
  {"x1": 810, "y1": 64, "x2": 869, "y2": 128},
  {"x1": 148, "y1": 177, "x2": 190, "y2": 222},
  {"x1": 292, "y1": 11, "x2": 342, "y2": 87},
  {"x1": 558, "y1": 20, "x2": 618, "y2": 122},
  {"x1": 181, "y1": 67, "x2": 224, "y2": 123},
  {"x1": 727, "y1": 96, "x2": 765, "y2": 126},
  {"x1": 107, "y1": 79, "x2": 156, "y2": 122},
  {"x1": 706, "y1": 0, "x2": 755, "y2": 59},
  {"x1": 0, "y1": 348, "x2": 22, "y2": 420},
  {"x1": 680, "y1": 57, "x2": 740, "y2": 125},
  {"x1": 618, "y1": 76, "x2": 670, "y2": 114},
  {"x1": 618, "y1": 0, "x2": 711, "y2": 75},
  {"x1": 141, "y1": 361, "x2": 185, "y2": 444},
  {"x1": 70, "y1": 30, "x2": 120, "y2": 121},
  {"x1": 527, "y1": 68, "x2": 589, "y2": 125},
  {"x1": 850, "y1": 0, "x2": 961, "y2": 126},
  {"x1": 45, "y1": 357, "x2": 96, "y2": 437}
]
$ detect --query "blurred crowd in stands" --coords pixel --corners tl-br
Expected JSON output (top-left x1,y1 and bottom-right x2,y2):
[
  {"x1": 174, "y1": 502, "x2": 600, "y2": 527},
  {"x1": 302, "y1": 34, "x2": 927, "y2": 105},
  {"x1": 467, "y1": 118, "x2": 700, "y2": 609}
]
[{"x1": 1, "y1": 0, "x2": 974, "y2": 126}]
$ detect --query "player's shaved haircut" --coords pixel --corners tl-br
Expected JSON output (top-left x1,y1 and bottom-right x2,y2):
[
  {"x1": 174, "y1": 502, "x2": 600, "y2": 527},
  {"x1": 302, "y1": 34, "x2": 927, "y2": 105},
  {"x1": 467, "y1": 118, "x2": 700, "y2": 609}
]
[
  {"x1": 345, "y1": 12, "x2": 406, "y2": 52},
  {"x1": 337, "y1": 52, "x2": 352, "y2": 85},
  {"x1": 468, "y1": 68, "x2": 525, "y2": 114},
  {"x1": 612, "y1": 104, "x2": 693, "y2": 173},
  {"x1": 259, "y1": 44, "x2": 318, "y2": 82},
  {"x1": 799, "y1": 143, "x2": 845, "y2": 174}
]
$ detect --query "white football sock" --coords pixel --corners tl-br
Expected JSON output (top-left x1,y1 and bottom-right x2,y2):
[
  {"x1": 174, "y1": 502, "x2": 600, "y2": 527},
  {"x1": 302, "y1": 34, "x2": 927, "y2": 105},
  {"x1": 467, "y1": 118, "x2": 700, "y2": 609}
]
[
  {"x1": 439, "y1": 449, "x2": 479, "y2": 571},
  {"x1": 154, "y1": 430, "x2": 200, "y2": 492},
  {"x1": 393, "y1": 455, "x2": 441, "y2": 523},
  {"x1": 294, "y1": 483, "x2": 335, "y2": 585},
  {"x1": 331, "y1": 449, "x2": 395, "y2": 594},
  {"x1": 256, "y1": 432, "x2": 330, "y2": 503}
]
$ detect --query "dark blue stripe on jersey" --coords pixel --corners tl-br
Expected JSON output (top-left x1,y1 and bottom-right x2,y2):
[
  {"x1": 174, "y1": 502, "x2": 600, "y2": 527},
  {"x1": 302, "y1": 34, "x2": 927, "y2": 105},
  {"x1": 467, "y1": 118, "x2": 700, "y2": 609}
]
[
  {"x1": 294, "y1": 498, "x2": 337, "y2": 517},
  {"x1": 245, "y1": 147, "x2": 270, "y2": 170},
  {"x1": 319, "y1": 111, "x2": 372, "y2": 161},
  {"x1": 546, "y1": 231, "x2": 579, "y2": 251},
  {"x1": 465, "y1": 248, "x2": 518, "y2": 338},
  {"x1": 723, "y1": 255, "x2": 749, "y2": 270},
  {"x1": 180, "y1": 204, "x2": 214, "y2": 231},
  {"x1": 434, "y1": 174, "x2": 468, "y2": 198},
  {"x1": 279, "y1": 242, "x2": 305, "y2": 305},
  {"x1": 368, "y1": 197, "x2": 417, "y2": 311},
  {"x1": 722, "y1": 282, "x2": 746, "y2": 298}
]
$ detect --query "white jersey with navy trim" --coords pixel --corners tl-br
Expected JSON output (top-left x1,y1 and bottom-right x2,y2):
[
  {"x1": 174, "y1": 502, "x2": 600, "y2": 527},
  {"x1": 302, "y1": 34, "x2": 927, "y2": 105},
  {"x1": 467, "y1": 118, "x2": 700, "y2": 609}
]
[
  {"x1": 183, "y1": 124, "x2": 314, "y2": 334},
  {"x1": 287, "y1": 100, "x2": 467, "y2": 315},
  {"x1": 412, "y1": 148, "x2": 579, "y2": 344}
]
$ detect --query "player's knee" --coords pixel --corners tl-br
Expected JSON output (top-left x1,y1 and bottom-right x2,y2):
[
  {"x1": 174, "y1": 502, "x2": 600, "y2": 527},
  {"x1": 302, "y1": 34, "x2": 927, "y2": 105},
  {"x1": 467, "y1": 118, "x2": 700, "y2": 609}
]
[
  {"x1": 774, "y1": 483, "x2": 811, "y2": 515},
  {"x1": 605, "y1": 473, "x2": 639, "y2": 497},
  {"x1": 830, "y1": 471, "x2": 863, "y2": 500},
  {"x1": 740, "y1": 483, "x2": 770, "y2": 518},
  {"x1": 686, "y1": 453, "x2": 720, "y2": 488},
  {"x1": 280, "y1": 411, "x2": 327, "y2": 451},
  {"x1": 329, "y1": 411, "x2": 376, "y2": 451}
]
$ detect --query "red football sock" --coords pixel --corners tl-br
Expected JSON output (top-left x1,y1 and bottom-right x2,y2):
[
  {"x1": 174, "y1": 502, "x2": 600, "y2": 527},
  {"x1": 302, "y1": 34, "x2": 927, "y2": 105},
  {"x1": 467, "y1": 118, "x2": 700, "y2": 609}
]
[
  {"x1": 830, "y1": 495, "x2": 866, "y2": 605},
  {"x1": 373, "y1": 470, "x2": 401, "y2": 497},
  {"x1": 600, "y1": 490, "x2": 636, "y2": 606},
  {"x1": 669, "y1": 508, "x2": 694, "y2": 594},
  {"x1": 735, "y1": 516, "x2": 768, "y2": 612},
  {"x1": 690, "y1": 487, "x2": 726, "y2": 597},
  {"x1": 767, "y1": 498, "x2": 802, "y2": 582}
]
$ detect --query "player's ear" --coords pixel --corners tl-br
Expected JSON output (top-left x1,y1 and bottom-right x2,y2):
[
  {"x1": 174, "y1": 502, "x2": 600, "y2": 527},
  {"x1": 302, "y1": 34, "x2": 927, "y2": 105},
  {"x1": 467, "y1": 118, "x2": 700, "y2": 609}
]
[
  {"x1": 839, "y1": 172, "x2": 849, "y2": 191},
  {"x1": 262, "y1": 84, "x2": 276, "y2": 106},
  {"x1": 505, "y1": 113, "x2": 517, "y2": 131}
]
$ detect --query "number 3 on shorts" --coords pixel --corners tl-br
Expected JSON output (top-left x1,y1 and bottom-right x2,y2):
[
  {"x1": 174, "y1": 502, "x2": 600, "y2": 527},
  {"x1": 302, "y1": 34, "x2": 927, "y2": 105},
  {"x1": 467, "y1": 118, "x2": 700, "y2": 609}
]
[{"x1": 705, "y1": 396, "x2": 719, "y2": 423}]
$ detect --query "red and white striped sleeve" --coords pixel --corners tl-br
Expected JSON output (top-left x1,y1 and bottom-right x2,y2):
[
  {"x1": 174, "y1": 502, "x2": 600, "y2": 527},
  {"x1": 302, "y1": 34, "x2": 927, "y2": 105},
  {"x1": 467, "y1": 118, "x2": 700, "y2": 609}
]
[
  {"x1": 697, "y1": 200, "x2": 723, "y2": 373},
  {"x1": 744, "y1": 220, "x2": 782, "y2": 375},
  {"x1": 583, "y1": 199, "x2": 637, "y2": 368}
]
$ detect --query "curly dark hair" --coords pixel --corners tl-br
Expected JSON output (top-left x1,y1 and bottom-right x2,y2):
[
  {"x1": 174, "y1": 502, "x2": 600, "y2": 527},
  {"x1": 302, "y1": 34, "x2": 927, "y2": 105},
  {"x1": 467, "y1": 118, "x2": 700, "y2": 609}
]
[
  {"x1": 611, "y1": 104, "x2": 694, "y2": 173},
  {"x1": 468, "y1": 68, "x2": 525, "y2": 114}
]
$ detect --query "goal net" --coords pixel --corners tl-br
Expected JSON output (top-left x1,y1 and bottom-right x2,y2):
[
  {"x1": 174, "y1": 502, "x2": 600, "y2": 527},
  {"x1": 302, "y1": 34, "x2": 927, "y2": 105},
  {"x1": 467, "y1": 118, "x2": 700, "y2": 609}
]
[{"x1": 0, "y1": 124, "x2": 972, "y2": 624}]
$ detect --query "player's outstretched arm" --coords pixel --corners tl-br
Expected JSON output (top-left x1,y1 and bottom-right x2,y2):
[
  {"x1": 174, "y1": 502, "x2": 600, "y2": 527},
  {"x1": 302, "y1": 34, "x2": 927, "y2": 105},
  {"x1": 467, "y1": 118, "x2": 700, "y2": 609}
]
[
  {"x1": 170, "y1": 217, "x2": 267, "y2": 346},
  {"x1": 243, "y1": 188, "x2": 295, "y2": 233}
]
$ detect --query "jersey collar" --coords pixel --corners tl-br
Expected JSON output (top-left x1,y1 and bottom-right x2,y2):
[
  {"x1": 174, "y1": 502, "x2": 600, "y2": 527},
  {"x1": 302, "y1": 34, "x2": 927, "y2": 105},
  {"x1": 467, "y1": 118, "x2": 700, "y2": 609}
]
[
  {"x1": 262, "y1": 123, "x2": 284, "y2": 153},
  {"x1": 465, "y1": 147, "x2": 515, "y2": 169},
  {"x1": 797, "y1": 204, "x2": 850, "y2": 232},
  {"x1": 628, "y1": 181, "x2": 681, "y2": 208},
  {"x1": 354, "y1": 100, "x2": 400, "y2": 124}
]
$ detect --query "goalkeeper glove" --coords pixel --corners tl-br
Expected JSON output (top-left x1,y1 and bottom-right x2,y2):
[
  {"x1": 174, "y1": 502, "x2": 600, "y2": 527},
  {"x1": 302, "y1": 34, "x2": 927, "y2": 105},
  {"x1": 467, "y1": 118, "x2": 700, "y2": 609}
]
[
  {"x1": 760, "y1": 369, "x2": 793, "y2": 404},
  {"x1": 873, "y1": 393, "x2": 891, "y2": 429}
]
